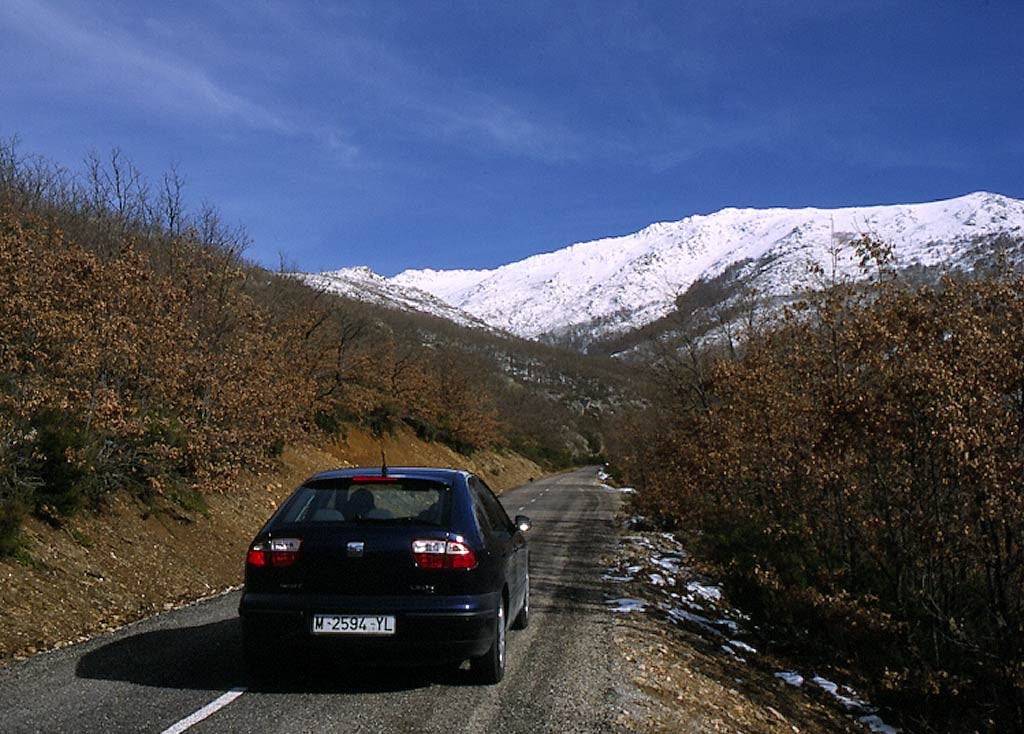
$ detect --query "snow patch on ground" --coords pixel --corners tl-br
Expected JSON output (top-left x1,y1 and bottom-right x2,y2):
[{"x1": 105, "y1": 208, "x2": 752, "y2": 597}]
[
  {"x1": 811, "y1": 677, "x2": 900, "y2": 733},
  {"x1": 607, "y1": 597, "x2": 647, "y2": 613},
  {"x1": 607, "y1": 523, "x2": 900, "y2": 734},
  {"x1": 858, "y1": 714, "x2": 900, "y2": 734},
  {"x1": 775, "y1": 671, "x2": 805, "y2": 687},
  {"x1": 687, "y1": 581, "x2": 722, "y2": 602},
  {"x1": 813, "y1": 675, "x2": 868, "y2": 710},
  {"x1": 721, "y1": 643, "x2": 746, "y2": 661},
  {"x1": 653, "y1": 555, "x2": 684, "y2": 574},
  {"x1": 730, "y1": 639, "x2": 757, "y2": 654},
  {"x1": 602, "y1": 573, "x2": 634, "y2": 583}
]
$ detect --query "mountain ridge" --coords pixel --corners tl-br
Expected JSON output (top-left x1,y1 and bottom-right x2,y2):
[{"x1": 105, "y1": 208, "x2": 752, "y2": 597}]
[{"x1": 303, "y1": 192, "x2": 1024, "y2": 347}]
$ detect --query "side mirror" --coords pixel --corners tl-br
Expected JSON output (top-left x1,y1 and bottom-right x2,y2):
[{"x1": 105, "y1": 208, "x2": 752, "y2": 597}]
[{"x1": 514, "y1": 515, "x2": 532, "y2": 533}]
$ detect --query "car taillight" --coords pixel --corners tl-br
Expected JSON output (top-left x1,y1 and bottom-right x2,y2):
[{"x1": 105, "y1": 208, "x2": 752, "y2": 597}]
[
  {"x1": 247, "y1": 538, "x2": 301, "y2": 568},
  {"x1": 412, "y1": 539, "x2": 478, "y2": 570}
]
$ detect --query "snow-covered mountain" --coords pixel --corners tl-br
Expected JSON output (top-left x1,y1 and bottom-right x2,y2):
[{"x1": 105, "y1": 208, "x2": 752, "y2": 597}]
[
  {"x1": 304, "y1": 192, "x2": 1024, "y2": 347},
  {"x1": 302, "y1": 267, "x2": 495, "y2": 331}
]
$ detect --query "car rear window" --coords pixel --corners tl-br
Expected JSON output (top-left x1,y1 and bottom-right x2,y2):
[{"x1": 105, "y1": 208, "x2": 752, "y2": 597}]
[{"x1": 277, "y1": 478, "x2": 450, "y2": 526}]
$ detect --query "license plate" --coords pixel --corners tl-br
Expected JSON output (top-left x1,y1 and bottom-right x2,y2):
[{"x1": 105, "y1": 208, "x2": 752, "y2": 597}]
[{"x1": 311, "y1": 614, "x2": 396, "y2": 636}]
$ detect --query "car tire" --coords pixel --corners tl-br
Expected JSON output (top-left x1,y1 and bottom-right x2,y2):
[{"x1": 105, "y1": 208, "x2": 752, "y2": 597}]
[
  {"x1": 511, "y1": 572, "x2": 529, "y2": 630},
  {"x1": 470, "y1": 601, "x2": 506, "y2": 684}
]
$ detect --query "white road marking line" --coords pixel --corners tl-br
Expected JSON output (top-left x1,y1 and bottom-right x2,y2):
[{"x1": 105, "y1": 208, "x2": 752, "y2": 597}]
[
  {"x1": 518, "y1": 506, "x2": 525, "y2": 511},
  {"x1": 160, "y1": 687, "x2": 246, "y2": 734}
]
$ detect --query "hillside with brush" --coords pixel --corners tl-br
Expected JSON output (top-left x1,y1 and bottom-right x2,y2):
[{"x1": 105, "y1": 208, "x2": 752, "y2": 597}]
[
  {"x1": 608, "y1": 249, "x2": 1024, "y2": 732},
  {"x1": 0, "y1": 139, "x2": 632, "y2": 558}
]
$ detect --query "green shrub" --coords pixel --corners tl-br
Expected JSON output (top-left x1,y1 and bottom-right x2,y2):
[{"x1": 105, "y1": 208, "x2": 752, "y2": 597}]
[
  {"x1": 168, "y1": 484, "x2": 209, "y2": 517},
  {"x1": 364, "y1": 405, "x2": 398, "y2": 437},
  {"x1": 27, "y1": 409, "x2": 100, "y2": 517},
  {"x1": 266, "y1": 437, "x2": 285, "y2": 458},
  {"x1": 0, "y1": 498, "x2": 25, "y2": 556},
  {"x1": 313, "y1": 410, "x2": 342, "y2": 435}
]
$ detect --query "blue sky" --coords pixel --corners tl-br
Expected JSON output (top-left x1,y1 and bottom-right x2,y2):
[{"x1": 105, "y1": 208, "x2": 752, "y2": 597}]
[{"x1": 2, "y1": 1, "x2": 1022, "y2": 275}]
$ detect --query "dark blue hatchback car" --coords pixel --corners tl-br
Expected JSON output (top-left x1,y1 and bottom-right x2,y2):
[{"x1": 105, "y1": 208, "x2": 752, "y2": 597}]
[{"x1": 238, "y1": 467, "x2": 530, "y2": 683}]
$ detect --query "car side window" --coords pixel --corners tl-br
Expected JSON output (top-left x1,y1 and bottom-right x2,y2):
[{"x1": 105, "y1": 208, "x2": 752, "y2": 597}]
[
  {"x1": 470, "y1": 476, "x2": 513, "y2": 535},
  {"x1": 469, "y1": 485, "x2": 493, "y2": 541}
]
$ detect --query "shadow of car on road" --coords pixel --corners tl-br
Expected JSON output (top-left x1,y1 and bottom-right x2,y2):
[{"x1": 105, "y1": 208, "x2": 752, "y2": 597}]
[{"x1": 75, "y1": 617, "x2": 481, "y2": 694}]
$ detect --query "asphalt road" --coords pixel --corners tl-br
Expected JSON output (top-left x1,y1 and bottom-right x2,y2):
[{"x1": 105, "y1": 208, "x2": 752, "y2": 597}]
[{"x1": 0, "y1": 467, "x2": 628, "y2": 734}]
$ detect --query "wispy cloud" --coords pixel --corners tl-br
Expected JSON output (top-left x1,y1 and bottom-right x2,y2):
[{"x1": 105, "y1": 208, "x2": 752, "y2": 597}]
[
  {"x1": 301, "y1": 28, "x2": 587, "y2": 164},
  {"x1": 1, "y1": 0, "x2": 356, "y2": 158},
  {"x1": 2, "y1": 0, "x2": 578, "y2": 166},
  {"x1": 0, "y1": 1, "x2": 687, "y2": 169},
  {"x1": 413, "y1": 91, "x2": 586, "y2": 164}
]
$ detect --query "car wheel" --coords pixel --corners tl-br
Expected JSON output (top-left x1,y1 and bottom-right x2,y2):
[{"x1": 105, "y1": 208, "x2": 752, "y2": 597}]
[
  {"x1": 470, "y1": 601, "x2": 506, "y2": 684},
  {"x1": 511, "y1": 571, "x2": 529, "y2": 630}
]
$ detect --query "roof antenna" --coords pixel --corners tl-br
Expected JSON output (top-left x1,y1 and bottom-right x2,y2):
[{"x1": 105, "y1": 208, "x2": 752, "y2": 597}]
[{"x1": 380, "y1": 448, "x2": 388, "y2": 478}]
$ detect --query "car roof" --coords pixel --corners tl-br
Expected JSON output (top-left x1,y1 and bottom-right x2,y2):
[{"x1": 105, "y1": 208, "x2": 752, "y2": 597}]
[{"x1": 303, "y1": 467, "x2": 470, "y2": 484}]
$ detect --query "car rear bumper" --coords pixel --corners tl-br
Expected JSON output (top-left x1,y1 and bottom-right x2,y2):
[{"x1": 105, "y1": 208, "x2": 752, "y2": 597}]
[{"x1": 238, "y1": 590, "x2": 500, "y2": 664}]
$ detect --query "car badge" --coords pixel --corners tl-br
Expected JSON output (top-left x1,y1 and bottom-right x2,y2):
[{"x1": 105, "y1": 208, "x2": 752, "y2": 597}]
[{"x1": 347, "y1": 541, "x2": 365, "y2": 558}]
